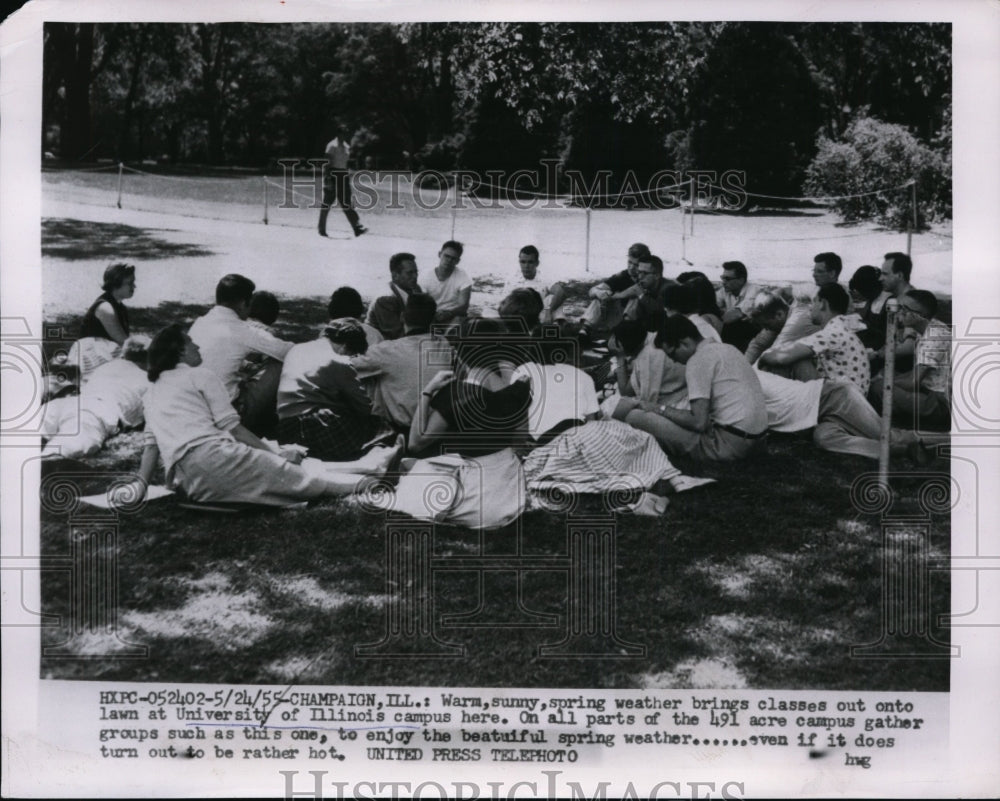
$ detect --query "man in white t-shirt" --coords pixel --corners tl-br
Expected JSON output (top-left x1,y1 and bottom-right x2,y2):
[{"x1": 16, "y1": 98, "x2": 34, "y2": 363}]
[
  {"x1": 502, "y1": 245, "x2": 566, "y2": 323},
  {"x1": 425, "y1": 240, "x2": 473, "y2": 323}
]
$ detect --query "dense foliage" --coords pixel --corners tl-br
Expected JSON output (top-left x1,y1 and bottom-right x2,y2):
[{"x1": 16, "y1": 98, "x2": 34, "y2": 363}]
[{"x1": 43, "y1": 21, "x2": 951, "y2": 222}]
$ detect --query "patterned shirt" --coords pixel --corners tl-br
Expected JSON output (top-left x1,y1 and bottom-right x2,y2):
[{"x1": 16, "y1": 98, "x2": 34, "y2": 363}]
[
  {"x1": 915, "y1": 319, "x2": 951, "y2": 399},
  {"x1": 796, "y1": 314, "x2": 871, "y2": 394}
]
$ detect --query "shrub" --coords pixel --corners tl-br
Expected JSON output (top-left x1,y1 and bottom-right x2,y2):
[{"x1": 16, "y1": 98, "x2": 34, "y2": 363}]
[{"x1": 804, "y1": 115, "x2": 951, "y2": 228}]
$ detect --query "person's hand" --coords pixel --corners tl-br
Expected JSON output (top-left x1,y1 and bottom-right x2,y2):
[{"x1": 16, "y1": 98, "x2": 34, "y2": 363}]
[
  {"x1": 279, "y1": 447, "x2": 305, "y2": 465},
  {"x1": 589, "y1": 287, "x2": 612, "y2": 301},
  {"x1": 722, "y1": 308, "x2": 744, "y2": 324},
  {"x1": 424, "y1": 370, "x2": 454, "y2": 395}
]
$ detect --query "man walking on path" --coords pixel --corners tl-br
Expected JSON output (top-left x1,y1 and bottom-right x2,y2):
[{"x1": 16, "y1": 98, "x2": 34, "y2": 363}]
[{"x1": 318, "y1": 127, "x2": 367, "y2": 238}]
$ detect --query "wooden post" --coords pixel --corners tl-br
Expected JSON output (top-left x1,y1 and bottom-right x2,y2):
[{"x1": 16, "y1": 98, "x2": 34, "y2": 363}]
[
  {"x1": 262, "y1": 177, "x2": 269, "y2": 225},
  {"x1": 878, "y1": 298, "x2": 900, "y2": 483},
  {"x1": 584, "y1": 204, "x2": 592, "y2": 273},
  {"x1": 116, "y1": 162, "x2": 123, "y2": 209}
]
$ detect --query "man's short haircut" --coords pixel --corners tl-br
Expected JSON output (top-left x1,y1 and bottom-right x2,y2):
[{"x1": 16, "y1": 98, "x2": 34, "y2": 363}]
[
  {"x1": 441, "y1": 240, "x2": 464, "y2": 256},
  {"x1": 120, "y1": 334, "x2": 151, "y2": 367},
  {"x1": 664, "y1": 282, "x2": 698, "y2": 315},
  {"x1": 249, "y1": 291, "x2": 280, "y2": 325},
  {"x1": 905, "y1": 289, "x2": 939, "y2": 319},
  {"x1": 628, "y1": 242, "x2": 651, "y2": 260},
  {"x1": 519, "y1": 245, "x2": 539, "y2": 260},
  {"x1": 639, "y1": 254, "x2": 664, "y2": 275},
  {"x1": 403, "y1": 293, "x2": 437, "y2": 329},
  {"x1": 750, "y1": 291, "x2": 789, "y2": 321},
  {"x1": 814, "y1": 252, "x2": 843, "y2": 278},
  {"x1": 498, "y1": 288, "x2": 543, "y2": 330},
  {"x1": 614, "y1": 319, "x2": 648, "y2": 356},
  {"x1": 721, "y1": 260, "x2": 748, "y2": 281},
  {"x1": 327, "y1": 286, "x2": 364, "y2": 320},
  {"x1": 848, "y1": 265, "x2": 882, "y2": 300},
  {"x1": 390, "y1": 252, "x2": 416, "y2": 275},
  {"x1": 817, "y1": 282, "x2": 851, "y2": 315},
  {"x1": 215, "y1": 274, "x2": 256, "y2": 306},
  {"x1": 656, "y1": 313, "x2": 703, "y2": 349},
  {"x1": 102, "y1": 262, "x2": 136, "y2": 292},
  {"x1": 884, "y1": 251, "x2": 914, "y2": 281}
]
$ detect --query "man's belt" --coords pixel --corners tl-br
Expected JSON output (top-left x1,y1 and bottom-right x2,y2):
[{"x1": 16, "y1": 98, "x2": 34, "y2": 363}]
[{"x1": 716, "y1": 422, "x2": 768, "y2": 440}]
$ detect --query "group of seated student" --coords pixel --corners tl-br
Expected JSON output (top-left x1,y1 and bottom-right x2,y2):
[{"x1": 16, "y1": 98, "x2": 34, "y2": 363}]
[{"x1": 46, "y1": 243, "x2": 950, "y2": 522}]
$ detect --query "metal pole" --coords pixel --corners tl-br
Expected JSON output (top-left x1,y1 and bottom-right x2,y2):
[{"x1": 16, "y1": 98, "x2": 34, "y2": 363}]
[
  {"x1": 681, "y1": 192, "x2": 687, "y2": 263},
  {"x1": 450, "y1": 189, "x2": 459, "y2": 240},
  {"x1": 689, "y1": 179, "x2": 695, "y2": 237},
  {"x1": 116, "y1": 162, "x2": 123, "y2": 209},
  {"x1": 263, "y1": 177, "x2": 269, "y2": 225},
  {"x1": 878, "y1": 298, "x2": 900, "y2": 484},
  {"x1": 584, "y1": 205, "x2": 592, "y2": 273}
]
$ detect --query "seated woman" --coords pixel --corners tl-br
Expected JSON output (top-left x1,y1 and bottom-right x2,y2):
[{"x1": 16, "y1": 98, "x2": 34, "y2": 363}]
[
  {"x1": 679, "y1": 273, "x2": 725, "y2": 335},
  {"x1": 133, "y1": 324, "x2": 369, "y2": 506},
  {"x1": 389, "y1": 319, "x2": 532, "y2": 529},
  {"x1": 514, "y1": 358, "x2": 713, "y2": 511},
  {"x1": 69, "y1": 263, "x2": 137, "y2": 384},
  {"x1": 276, "y1": 320, "x2": 393, "y2": 461}
]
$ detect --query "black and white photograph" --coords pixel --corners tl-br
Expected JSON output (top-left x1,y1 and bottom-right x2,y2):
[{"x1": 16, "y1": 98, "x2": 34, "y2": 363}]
[{"x1": 2, "y1": 0, "x2": 998, "y2": 797}]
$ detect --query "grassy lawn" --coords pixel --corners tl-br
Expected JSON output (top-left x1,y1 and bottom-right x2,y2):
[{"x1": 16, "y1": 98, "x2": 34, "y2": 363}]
[{"x1": 38, "y1": 293, "x2": 951, "y2": 692}]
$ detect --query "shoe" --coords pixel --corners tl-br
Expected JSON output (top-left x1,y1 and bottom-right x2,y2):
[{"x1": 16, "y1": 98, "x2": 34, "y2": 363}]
[
  {"x1": 668, "y1": 475, "x2": 717, "y2": 493},
  {"x1": 318, "y1": 230, "x2": 328, "y2": 238},
  {"x1": 354, "y1": 226, "x2": 368, "y2": 237}
]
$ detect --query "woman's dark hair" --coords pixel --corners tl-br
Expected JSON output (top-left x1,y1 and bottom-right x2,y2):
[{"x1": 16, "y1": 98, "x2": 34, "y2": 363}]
[
  {"x1": 849, "y1": 265, "x2": 882, "y2": 302},
  {"x1": 614, "y1": 319, "x2": 648, "y2": 357},
  {"x1": 683, "y1": 275, "x2": 723, "y2": 318},
  {"x1": 102, "y1": 262, "x2": 136, "y2": 293},
  {"x1": 328, "y1": 286, "x2": 365, "y2": 320},
  {"x1": 323, "y1": 320, "x2": 369, "y2": 355},
  {"x1": 147, "y1": 324, "x2": 187, "y2": 382},
  {"x1": 498, "y1": 288, "x2": 544, "y2": 331}
]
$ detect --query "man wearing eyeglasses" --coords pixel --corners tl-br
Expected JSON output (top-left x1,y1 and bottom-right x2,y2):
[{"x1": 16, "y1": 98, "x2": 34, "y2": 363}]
[
  {"x1": 716, "y1": 260, "x2": 760, "y2": 352},
  {"x1": 878, "y1": 289, "x2": 951, "y2": 428},
  {"x1": 625, "y1": 254, "x2": 676, "y2": 326}
]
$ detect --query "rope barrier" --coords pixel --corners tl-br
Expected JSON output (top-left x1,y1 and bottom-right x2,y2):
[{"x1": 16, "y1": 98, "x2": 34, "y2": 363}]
[
  {"x1": 728, "y1": 180, "x2": 915, "y2": 202},
  {"x1": 42, "y1": 163, "x2": 120, "y2": 173},
  {"x1": 121, "y1": 164, "x2": 260, "y2": 184},
  {"x1": 462, "y1": 175, "x2": 692, "y2": 202}
]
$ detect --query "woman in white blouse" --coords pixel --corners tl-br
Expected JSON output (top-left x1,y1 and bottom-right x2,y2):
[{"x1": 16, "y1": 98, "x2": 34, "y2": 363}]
[{"x1": 134, "y1": 324, "x2": 366, "y2": 506}]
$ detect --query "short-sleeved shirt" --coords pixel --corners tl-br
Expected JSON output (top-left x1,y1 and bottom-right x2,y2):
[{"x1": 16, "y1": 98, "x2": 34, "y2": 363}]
[
  {"x1": 511, "y1": 363, "x2": 600, "y2": 440},
  {"x1": 425, "y1": 267, "x2": 473, "y2": 315},
  {"x1": 915, "y1": 319, "x2": 951, "y2": 398},
  {"x1": 277, "y1": 338, "x2": 372, "y2": 420},
  {"x1": 603, "y1": 269, "x2": 636, "y2": 294},
  {"x1": 685, "y1": 341, "x2": 768, "y2": 434},
  {"x1": 143, "y1": 364, "x2": 241, "y2": 473},
  {"x1": 796, "y1": 314, "x2": 871, "y2": 394},
  {"x1": 325, "y1": 137, "x2": 350, "y2": 170},
  {"x1": 716, "y1": 282, "x2": 760, "y2": 316}
]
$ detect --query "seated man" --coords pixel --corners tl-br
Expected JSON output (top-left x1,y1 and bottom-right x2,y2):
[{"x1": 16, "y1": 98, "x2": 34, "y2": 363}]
[
  {"x1": 580, "y1": 242, "x2": 649, "y2": 337},
  {"x1": 41, "y1": 335, "x2": 151, "y2": 459},
  {"x1": 716, "y1": 260, "x2": 761, "y2": 352},
  {"x1": 744, "y1": 290, "x2": 821, "y2": 369},
  {"x1": 625, "y1": 315, "x2": 768, "y2": 462},
  {"x1": 425, "y1": 240, "x2": 472, "y2": 324},
  {"x1": 624, "y1": 254, "x2": 676, "y2": 325},
  {"x1": 328, "y1": 285, "x2": 384, "y2": 347},
  {"x1": 189, "y1": 274, "x2": 293, "y2": 436},
  {"x1": 757, "y1": 283, "x2": 870, "y2": 395},
  {"x1": 873, "y1": 289, "x2": 951, "y2": 429},
  {"x1": 352, "y1": 294, "x2": 455, "y2": 432},
  {"x1": 367, "y1": 252, "x2": 423, "y2": 340},
  {"x1": 754, "y1": 368, "x2": 931, "y2": 461},
  {"x1": 503, "y1": 245, "x2": 566, "y2": 323}
]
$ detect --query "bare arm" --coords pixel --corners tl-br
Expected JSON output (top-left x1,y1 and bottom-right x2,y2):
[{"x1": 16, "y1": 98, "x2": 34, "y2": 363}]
[
  {"x1": 758, "y1": 342, "x2": 814, "y2": 368},
  {"x1": 642, "y1": 397, "x2": 711, "y2": 433},
  {"x1": 93, "y1": 303, "x2": 128, "y2": 345}
]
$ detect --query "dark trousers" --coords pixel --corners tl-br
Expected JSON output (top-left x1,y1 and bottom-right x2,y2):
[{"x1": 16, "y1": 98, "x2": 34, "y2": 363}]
[{"x1": 318, "y1": 169, "x2": 362, "y2": 234}]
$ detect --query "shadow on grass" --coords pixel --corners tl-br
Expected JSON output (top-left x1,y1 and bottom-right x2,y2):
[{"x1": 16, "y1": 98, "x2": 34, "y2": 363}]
[{"x1": 42, "y1": 218, "x2": 215, "y2": 261}]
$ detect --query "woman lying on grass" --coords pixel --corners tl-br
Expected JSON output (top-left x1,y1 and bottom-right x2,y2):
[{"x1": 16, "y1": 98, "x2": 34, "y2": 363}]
[{"x1": 132, "y1": 324, "x2": 380, "y2": 506}]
